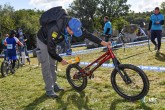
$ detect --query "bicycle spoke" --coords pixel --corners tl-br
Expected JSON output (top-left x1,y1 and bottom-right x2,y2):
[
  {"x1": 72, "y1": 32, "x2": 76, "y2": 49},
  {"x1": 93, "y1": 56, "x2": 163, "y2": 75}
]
[
  {"x1": 70, "y1": 68, "x2": 83, "y2": 87},
  {"x1": 115, "y1": 69, "x2": 144, "y2": 97}
]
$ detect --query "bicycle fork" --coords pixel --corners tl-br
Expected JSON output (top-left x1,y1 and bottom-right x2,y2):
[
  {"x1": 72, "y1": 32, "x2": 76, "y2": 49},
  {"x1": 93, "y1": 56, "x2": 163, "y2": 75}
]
[{"x1": 112, "y1": 57, "x2": 132, "y2": 84}]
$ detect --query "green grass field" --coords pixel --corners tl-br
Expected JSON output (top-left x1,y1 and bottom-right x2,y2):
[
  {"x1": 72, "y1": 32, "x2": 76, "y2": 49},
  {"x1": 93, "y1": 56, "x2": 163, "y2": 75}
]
[{"x1": 0, "y1": 43, "x2": 165, "y2": 110}]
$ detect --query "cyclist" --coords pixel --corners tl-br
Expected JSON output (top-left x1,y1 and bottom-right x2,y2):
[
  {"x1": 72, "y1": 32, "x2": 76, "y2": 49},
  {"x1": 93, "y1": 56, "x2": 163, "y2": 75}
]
[
  {"x1": 4, "y1": 30, "x2": 24, "y2": 73},
  {"x1": 37, "y1": 6, "x2": 111, "y2": 98}
]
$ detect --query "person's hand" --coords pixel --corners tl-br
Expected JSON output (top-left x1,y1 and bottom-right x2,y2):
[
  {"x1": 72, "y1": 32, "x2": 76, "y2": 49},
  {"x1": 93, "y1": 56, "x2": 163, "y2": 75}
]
[
  {"x1": 61, "y1": 59, "x2": 68, "y2": 65},
  {"x1": 24, "y1": 39, "x2": 27, "y2": 42},
  {"x1": 155, "y1": 22, "x2": 160, "y2": 24},
  {"x1": 107, "y1": 42, "x2": 111, "y2": 49},
  {"x1": 100, "y1": 41, "x2": 111, "y2": 49}
]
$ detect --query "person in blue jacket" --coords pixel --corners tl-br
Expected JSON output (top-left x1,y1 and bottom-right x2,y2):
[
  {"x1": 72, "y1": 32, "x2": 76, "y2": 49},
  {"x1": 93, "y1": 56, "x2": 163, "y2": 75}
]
[
  {"x1": 4, "y1": 30, "x2": 24, "y2": 73},
  {"x1": 148, "y1": 7, "x2": 164, "y2": 53},
  {"x1": 103, "y1": 16, "x2": 112, "y2": 42}
]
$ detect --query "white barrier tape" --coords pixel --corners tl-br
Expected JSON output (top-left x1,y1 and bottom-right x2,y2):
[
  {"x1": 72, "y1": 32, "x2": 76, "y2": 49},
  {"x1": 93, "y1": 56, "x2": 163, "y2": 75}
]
[
  {"x1": 126, "y1": 40, "x2": 149, "y2": 45},
  {"x1": 2, "y1": 38, "x2": 165, "y2": 57},
  {"x1": 71, "y1": 44, "x2": 86, "y2": 48},
  {"x1": 125, "y1": 43, "x2": 148, "y2": 48},
  {"x1": 16, "y1": 56, "x2": 29, "y2": 59},
  {"x1": 60, "y1": 42, "x2": 148, "y2": 57},
  {"x1": 70, "y1": 37, "x2": 165, "y2": 47},
  {"x1": 28, "y1": 50, "x2": 33, "y2": 53},
  {"x1": 79, "y1": 62, "x2": 165, "y2": 72},
  {"x1": 59, "y1": 47, "x2": 105, "y2": 57},
  {"x1": 60, "y1": 39, "x2": 165, "y2": 57},
  {"x1": 25, "y1": 36, "x2": 165, "y2": 54}
]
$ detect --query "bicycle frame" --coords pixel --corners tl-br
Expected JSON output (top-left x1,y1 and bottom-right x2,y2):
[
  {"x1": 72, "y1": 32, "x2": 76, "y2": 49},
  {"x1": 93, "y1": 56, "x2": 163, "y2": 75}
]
[{"x1": 78, "y1": 48, "x2": 120, "y2": 77}]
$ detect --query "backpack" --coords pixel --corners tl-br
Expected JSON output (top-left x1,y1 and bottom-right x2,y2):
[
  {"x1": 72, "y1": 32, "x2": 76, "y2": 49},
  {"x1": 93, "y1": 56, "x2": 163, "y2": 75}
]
[{"x1": 39, "y1": 6, "x2": 68, "y2": 26}]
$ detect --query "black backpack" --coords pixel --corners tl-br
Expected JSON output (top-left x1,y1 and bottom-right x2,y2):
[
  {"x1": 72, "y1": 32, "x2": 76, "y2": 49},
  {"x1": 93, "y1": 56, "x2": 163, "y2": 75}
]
[{"x1": 39, "y1": 6, "x2": 68, "y2": 26}]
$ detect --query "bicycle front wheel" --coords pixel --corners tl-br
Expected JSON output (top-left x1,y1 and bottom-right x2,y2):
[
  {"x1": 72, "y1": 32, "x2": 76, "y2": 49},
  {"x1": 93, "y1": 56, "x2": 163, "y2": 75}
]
[
  {"x1": 66, "y1": 64, "x2": 87, "y2": 91},
  {"x1": 1, "y1": 61, "x2": 9, "y2": 77},
  {"x1": 111, "y1": 64, "x2": 149, "y2": 101}
]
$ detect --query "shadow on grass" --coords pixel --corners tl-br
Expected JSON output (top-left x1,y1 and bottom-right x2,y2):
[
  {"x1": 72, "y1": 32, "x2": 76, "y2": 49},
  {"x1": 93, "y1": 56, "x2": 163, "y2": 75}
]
[
  {"x1": 109, "y1": 99, "x2": 152, "y2": 110},
  {"x1": 56, "y1": 89, "x2": 91, "y2": 110},
  {"x1": 121, "y1": 51, "x2": 148, "y2": 60},
  {"x1": 0, "y1": 73, "x2": 14, "y2": 79},
  {"x1": 155, "y1": 52, "x2": 165, "y2": 62},
  {"x1": 24, "y1": 94, "x2": 48, "y2": 110}
]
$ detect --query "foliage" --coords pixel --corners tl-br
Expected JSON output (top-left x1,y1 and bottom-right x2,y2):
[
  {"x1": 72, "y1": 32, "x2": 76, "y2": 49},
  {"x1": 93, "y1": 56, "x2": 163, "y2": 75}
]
[
  {"x1": 68, "y1": 0, "x2": 130, "y2": 31},
  {"x1": 0, "y1": 4, "x2": 43, "y2": 51},
  {"x1": 112, "y1": 17, "x2": 129, "y2": 32},
  {"x1": 14, "y1": 9, "x2": 42, "y2": 34},
  {"x1": 160, "y1": 2, "x2": 165, "y2": 14},
  {"x1": 0, "y1": 4, "x2": 15, "y2": 33},
  {"x1": 68, "y1": 0, "x2": 99, "y2": 32}
]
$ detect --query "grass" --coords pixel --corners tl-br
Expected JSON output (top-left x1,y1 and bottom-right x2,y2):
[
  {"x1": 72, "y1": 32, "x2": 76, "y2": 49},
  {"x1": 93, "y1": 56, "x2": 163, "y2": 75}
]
[{"x1": 0, "y1": 43, "x2": 165, "y2": 110}]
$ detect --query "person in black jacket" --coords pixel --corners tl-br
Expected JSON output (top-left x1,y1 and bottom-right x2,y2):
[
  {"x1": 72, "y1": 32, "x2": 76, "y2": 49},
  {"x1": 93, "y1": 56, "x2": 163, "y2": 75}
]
[{"x1": 37, "y1": 7, "x2": 111, "y2": 98}]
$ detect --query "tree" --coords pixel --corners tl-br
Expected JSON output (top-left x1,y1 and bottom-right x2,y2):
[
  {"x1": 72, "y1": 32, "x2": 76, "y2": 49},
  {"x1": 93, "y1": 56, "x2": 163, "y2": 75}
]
[
  {"x1": 113, "y1": 17, "x2": 129, "y2": 33},
  {"x1": 160, "y1": 2, "x2": 165, "y2": 14},
  {"x1": 98, "y1": 0, "x2": 130, "y2": 18},
  {"x1": 13, "y1": 9, "x2": 42, "y2": 34},
  {"x1": 68, "y1": 0, "x2": 99, "y2": 31},
  {"x1": 13, "y1": 9, "x2": 43, "y2": 49},
  {"x1": 0, "y1": 4, "x2": 15, "y2": 34},
  {"x1": 68, "y1": 0, "x2": 130, "y2": 32}
]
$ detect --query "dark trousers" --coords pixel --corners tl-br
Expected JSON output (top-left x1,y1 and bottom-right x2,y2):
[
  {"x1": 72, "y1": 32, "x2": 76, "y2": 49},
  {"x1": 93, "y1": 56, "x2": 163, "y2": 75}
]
[
  {"x1": 12, "y1": 60, "x2": 16, "y2": 69},
  {"x1": 151, "y1": 30, "x2": 162, "y2": 50},
  {"x1": 105, "y1": 35, "x2": 112, "y2": 42}
]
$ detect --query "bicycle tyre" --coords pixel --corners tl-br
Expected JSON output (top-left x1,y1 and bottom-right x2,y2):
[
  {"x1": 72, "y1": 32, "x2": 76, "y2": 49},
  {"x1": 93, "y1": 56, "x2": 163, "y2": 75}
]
[
  {"x1": 1, "y1": 61, "x2": 9, "y2": 77},
  {"x1": 111, "y1": 64, "x2": 149, "y2": 101},
  {"x1": 66, "y1": 64, "x2": 87, "y2": 91}
]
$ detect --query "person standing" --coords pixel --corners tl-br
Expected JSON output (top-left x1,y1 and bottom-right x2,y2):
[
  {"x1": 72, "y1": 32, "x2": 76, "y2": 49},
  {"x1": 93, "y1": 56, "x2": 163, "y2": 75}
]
[
  {"x1": 103, "y1": 16, "x2": 113, "y2": 42},
  {"x1": 37, "y1": 6, "x2": 111, "y2": 98},
  {"x1": 148, "y1": 7, "x2": 164, "y2": 53},
  {"x1": 16, "y1": 28, "x2": 30, "y2": 64}
]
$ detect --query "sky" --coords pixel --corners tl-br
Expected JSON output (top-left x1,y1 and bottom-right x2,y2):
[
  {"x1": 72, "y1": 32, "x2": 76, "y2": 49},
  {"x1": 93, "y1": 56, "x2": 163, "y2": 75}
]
[{"x1": 0, "y1": 0, "x2": 164, "y2": 12}]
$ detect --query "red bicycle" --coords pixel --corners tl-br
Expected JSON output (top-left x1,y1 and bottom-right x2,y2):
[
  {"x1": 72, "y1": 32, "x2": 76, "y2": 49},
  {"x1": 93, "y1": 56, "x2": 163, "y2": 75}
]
[{"x1": 66, "y1": 48, "x2": 149, "y2": 101}]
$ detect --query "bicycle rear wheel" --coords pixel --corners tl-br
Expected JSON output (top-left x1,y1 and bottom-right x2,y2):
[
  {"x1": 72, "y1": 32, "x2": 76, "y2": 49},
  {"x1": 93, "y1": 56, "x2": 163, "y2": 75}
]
[
  {"x1": 1, "y1": 61, "x2": 9, "y2": 77},
  {"x1": 66, "y1": 64, "x2": 87, "y2": 91},
  {"x1": 111, "y1": 64, "x2": 149, "y2": 101}
]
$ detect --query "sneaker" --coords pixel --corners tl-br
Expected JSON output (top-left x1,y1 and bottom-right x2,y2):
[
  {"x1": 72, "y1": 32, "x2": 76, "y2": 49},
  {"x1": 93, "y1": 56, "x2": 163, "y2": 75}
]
[
  {"x1": 46, "y1": 90, "x2": 58, "y2": 98},
  {"x1": 11, "y1": 69, "x2": 15, "y2": 74},
  {"x1": 154, "y1": 45, "x2": 158, "y2": 50},
  {"x1": 156, "y1": 50, "x2": 160, "y2": 54},
  {"x1": 54, "y1": 84, "x2": 64, "y2": 92}
]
